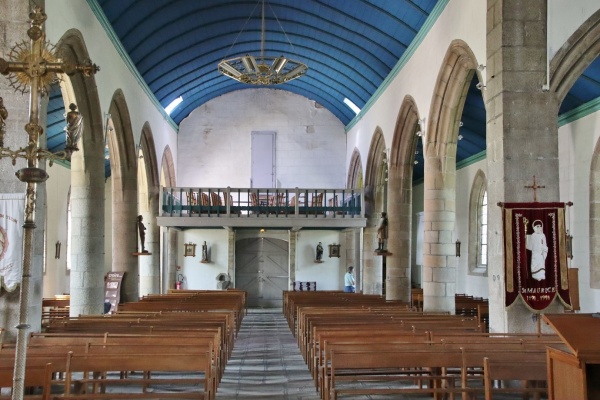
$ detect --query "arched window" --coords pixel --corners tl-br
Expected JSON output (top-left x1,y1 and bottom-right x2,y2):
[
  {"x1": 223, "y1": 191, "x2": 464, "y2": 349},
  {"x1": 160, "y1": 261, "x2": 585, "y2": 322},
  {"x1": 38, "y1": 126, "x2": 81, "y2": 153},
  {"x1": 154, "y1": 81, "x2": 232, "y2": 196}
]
[{"x1": 468, "y1": 170, "x2": 487, "y2": 275}]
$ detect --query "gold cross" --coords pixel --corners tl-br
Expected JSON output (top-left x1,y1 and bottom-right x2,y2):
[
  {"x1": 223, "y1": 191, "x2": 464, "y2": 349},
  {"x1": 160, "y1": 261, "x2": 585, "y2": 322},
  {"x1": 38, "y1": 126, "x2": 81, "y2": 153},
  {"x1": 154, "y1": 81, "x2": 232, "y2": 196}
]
[
  {"x1": 524, "y1": 176, "x2": 545, "y2": 202},
  {"x1": 0, "y1": 7, "x2": 99, "y2": 171}
]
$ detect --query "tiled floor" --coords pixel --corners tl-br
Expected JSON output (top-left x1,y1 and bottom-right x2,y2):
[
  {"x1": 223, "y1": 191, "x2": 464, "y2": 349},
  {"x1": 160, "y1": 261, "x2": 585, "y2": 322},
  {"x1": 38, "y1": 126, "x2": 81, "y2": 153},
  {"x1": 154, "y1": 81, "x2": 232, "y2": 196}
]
[{"x1": 216, "y1": 308, "x2": 321, "y2": 399}]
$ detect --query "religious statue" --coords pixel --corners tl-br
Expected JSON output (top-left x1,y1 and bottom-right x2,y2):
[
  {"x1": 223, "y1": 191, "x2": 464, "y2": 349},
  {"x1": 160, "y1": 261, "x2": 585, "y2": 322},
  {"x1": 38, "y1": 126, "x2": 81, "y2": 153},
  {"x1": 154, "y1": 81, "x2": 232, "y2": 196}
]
[
  {"x1": 377, "y1": 212, "x2": 388, "y2": 252},
  {"x1": 65, "y1": 103, "x2": 83, "y2": 157},
  {"x1": 137, "y1": 215, "x2": 147, "y2": 253},
  {"x1": 316, "y1": 242, "x2": 323, "y2": 261},
  {"x1": 202, "y1": 241, "x2": 208, "y2": 262}
]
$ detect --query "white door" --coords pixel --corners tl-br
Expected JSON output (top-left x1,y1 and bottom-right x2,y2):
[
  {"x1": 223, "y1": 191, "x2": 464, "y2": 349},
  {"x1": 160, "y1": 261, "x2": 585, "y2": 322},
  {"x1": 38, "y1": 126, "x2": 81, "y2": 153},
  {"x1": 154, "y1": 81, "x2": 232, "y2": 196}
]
[{"x1": 251, "y1": 131, "x2": 275, "y2": 188}]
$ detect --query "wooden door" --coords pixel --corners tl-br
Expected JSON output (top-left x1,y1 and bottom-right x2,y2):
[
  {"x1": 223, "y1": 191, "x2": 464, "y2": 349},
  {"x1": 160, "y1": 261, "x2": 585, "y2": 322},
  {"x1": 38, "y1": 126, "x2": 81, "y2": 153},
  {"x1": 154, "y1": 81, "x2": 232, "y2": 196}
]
[{"x1": 235, "y1": 237, "x2": 288, "y2": 308}]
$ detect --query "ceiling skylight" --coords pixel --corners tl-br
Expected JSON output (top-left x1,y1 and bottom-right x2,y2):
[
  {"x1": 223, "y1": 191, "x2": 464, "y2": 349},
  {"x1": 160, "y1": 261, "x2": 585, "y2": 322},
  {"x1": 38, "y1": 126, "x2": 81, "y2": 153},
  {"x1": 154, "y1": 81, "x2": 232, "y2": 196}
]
[
  {"x1": 165, "y1": 96, "x2": 183, "y2": 115},
  {"x1": 344, "y1": 98, "x2": 361, "y2": 115}
]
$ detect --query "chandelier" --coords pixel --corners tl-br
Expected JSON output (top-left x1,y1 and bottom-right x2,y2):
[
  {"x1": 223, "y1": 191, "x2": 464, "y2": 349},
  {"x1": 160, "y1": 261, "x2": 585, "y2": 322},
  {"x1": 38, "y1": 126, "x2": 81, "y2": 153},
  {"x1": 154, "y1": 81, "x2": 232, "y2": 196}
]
[{"x1": 218, "y1": 0, "x2": 307, "y2": 85}]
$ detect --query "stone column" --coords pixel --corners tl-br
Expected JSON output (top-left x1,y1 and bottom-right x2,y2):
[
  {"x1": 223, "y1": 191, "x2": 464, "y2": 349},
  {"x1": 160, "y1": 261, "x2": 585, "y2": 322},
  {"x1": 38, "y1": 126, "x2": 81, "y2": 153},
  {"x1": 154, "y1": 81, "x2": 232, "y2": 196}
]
[
  {"x1": 138, "y1": 211, "x2": 159, "y2": 296},
  {"x1": 166, "y1": 227, "x2": 178, "y2": 291},
  {"x1": 288, "y1": 230, "x2": 297, "y2": 288},
  {"x1": 362, "y1": 224, "x2": 381, "y2": 294},
  {"x1": 422, "y1": 153, "x2": 457, "y2": 313},
  {"x1": 227, "y1": 229, "x2": 235, "y2": 285},
  {"x1": 486, "y1": 0, "x2": 562, "y2": 332},
  {"x1": 385, "y1": 173, "x2": 412, "y2": 301},
  {"x1": 70, "y1": 146, "x2": 106, "y2": 316},
  {"x1": 111, "y1": 175, "x2": 138, "y2": 302}
]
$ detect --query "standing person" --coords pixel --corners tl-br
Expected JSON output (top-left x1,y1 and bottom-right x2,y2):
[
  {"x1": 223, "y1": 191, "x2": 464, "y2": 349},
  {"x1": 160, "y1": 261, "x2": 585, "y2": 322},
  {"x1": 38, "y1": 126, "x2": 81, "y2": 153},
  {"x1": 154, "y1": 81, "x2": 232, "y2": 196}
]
[
  {"x1": 377, "y1": 212, "x2": 388, "y2": 251},
  {"x1": 344, "y1": 266, "x2": 355, "y2": 293}
]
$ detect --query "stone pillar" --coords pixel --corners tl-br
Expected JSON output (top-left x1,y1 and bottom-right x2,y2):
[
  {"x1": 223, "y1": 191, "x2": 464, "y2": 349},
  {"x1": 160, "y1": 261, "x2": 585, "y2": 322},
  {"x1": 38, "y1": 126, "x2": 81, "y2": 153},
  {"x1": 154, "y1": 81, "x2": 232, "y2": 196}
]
[
  {"x1": 111, "y1": 175, "x2": 138, "y2": 302},
  {"x1": 165, "y1": 228, "x2": 178, "y2": 291},
  {"x1": 344, "y1": 229, "x2": 360, "y2": 290},
  {"x1": 70, "y1": 145, "x2": 106, "y2": 316},
  {"x1": 288, "y1": 230, "x2": 297, "y2": 288},
  {"x1": 362, "y1": 224, "x2": 382, "y2": 294},
  {"x1": 138, "y1": 211, "x2": 159, "y2": 296},
  {"x1": 227, "y1": 229, "x2": 235, "y2": 284},
  {"x1": 386, "y1": 173, "x2": 412, "y2": 301},
  {"x1": 486, "y1": 0, "x2": 562, "y2": 332},
  {"x1": 422, "y1": 152, "x2": 457, "y2": 313}
]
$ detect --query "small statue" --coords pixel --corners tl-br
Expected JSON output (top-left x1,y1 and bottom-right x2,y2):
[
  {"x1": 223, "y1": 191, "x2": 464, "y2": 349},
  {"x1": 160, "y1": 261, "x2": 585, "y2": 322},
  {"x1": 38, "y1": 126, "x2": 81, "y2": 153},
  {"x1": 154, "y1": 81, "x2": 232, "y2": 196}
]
[
  {"x1": 202, "y1": 241, "x2": 208, "y2": 262},
  {"x1": 137, "y1": 215, "x2": 147, "y2": 253},
  {"x1": 0, "y1": 97, "x2": 7, "y2": 147},
  {"x1": 65, "y1": 103, "x2": 83, "y2": 157},
  {"x1": 377, "y1": 212, "x2": 388, "y2": 252},
  {"x1": 316, "y1": 242, "x2": 323, "y2": 261}
]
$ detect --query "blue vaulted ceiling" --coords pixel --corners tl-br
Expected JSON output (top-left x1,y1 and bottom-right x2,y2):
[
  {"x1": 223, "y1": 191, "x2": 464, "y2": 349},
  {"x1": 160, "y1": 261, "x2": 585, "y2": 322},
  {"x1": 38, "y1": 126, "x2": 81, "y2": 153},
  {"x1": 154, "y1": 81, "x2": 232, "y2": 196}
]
[{"x1": 45, "y1": 1, "x2": 600, "y2": 180}]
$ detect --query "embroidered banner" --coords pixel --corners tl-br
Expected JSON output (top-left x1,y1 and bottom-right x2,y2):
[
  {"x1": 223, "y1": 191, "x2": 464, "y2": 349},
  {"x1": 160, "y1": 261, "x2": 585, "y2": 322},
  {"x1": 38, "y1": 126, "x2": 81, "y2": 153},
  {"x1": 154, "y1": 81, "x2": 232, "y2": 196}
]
[
  {"x1": 0, "y1": 193, "x2": 25, "y2": 292},
  {"x1": 502, "y1": 202, "x2": 571, "y2": 311}
]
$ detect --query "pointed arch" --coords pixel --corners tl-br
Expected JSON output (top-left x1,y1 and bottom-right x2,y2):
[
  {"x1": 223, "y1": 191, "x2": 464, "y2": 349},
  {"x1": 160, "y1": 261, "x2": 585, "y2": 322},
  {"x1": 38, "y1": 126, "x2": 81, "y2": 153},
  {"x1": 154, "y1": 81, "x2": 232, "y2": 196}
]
[
  {"x1": 346, "y1": 148, "x2": 363, "y2": 189},
  {"x1": 468, "y1": 169, "x2": 488, "y2": 276},
  {"x1": 161, "y1": 145, "x2": 176, "y2": 187},
  {"x1": 422, "y1": 39, "x2": 481, "y2": 313},
  {"x1": 551, "y1": 8, "x2": 600, "y2": 104},
  {"x1": 107, "y1": 89, "x2": 139, "y2": 302},
  {"x1": 55, "y1": 28, "x2": 105, "y2": 316},
  {"x1": 385, "y1": 95, "x2": 421, "y2": 301}
]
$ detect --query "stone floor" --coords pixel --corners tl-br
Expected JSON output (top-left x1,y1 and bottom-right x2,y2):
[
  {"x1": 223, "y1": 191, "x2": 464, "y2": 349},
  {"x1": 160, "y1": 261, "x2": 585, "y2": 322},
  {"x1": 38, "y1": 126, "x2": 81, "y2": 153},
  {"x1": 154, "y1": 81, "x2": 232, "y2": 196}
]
[{"x1": 215, "y1": 308, "x2": 321, "y2": 399}]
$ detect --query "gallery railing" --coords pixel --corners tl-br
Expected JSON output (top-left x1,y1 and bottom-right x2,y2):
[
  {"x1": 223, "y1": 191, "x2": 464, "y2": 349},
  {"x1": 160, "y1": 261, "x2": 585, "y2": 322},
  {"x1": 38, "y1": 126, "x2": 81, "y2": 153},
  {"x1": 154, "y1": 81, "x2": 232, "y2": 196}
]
[{"x1": 161, "y1": 187, "x2": 363, "y2": 218}]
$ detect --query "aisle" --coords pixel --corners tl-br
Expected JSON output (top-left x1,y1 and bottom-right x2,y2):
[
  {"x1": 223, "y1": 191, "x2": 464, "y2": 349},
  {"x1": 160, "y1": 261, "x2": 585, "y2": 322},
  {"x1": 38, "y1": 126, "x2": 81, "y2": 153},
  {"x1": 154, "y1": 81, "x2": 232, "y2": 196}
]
[{"x1": 216, "y1": 309, "x2": 321, "y2": 400}]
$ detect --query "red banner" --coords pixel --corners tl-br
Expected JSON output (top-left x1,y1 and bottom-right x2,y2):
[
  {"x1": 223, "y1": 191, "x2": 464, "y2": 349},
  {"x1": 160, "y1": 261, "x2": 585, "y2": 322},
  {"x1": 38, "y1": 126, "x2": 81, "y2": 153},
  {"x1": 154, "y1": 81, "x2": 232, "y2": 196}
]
[{"x1": 502, "y1": 202, "x2": 571, "y2": 311}]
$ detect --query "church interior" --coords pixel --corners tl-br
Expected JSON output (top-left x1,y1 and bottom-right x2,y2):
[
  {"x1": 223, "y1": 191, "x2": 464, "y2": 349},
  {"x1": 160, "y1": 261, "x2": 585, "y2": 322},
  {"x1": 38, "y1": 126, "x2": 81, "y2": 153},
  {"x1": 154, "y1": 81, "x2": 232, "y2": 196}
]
[{"x1": 0, "y1": 0, "x2": 600, "y2": 398}]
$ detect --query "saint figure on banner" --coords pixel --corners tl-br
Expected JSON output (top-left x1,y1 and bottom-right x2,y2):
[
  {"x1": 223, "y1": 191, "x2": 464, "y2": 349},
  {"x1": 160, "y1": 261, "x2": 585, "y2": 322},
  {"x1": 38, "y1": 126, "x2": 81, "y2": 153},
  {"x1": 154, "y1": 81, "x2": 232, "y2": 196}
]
[{"x1": 526, "y1": 220, "x2": 548, "y2": 281}]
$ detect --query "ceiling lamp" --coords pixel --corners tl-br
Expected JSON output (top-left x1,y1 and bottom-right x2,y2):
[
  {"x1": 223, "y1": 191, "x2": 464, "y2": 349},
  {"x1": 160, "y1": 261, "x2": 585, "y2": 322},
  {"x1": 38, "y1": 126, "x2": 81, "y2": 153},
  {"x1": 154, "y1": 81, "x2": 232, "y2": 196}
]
[{"x1": 218, "y1": 0, "x2": 307, "y2": 85}]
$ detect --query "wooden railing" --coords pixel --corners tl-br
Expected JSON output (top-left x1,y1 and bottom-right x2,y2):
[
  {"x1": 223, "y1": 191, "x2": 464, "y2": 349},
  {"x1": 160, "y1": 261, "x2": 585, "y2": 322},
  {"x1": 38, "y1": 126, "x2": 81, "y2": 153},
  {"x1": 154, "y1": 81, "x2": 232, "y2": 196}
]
[{"x1": 160, "y1": 187, "x2": 363, "y2": 218}]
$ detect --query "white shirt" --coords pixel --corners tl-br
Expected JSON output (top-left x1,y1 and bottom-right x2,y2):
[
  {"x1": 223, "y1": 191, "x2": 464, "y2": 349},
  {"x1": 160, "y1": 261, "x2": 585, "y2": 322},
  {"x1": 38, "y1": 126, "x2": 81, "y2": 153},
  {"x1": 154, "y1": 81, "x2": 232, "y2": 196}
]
[{"x1": 344, "y1": 272, "x2": 355, "y2": 286}]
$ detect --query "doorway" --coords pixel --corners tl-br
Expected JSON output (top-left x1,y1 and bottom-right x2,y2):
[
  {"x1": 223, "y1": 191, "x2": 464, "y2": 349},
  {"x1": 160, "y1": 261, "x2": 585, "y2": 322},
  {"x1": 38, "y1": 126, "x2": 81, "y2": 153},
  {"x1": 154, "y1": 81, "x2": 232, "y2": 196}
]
[
  {"x1": 235, "y1": 237, "x2": 289, "y2": 308},
  {"x1": 251, "y1": 131, "x2": 276, "y2": 188}
]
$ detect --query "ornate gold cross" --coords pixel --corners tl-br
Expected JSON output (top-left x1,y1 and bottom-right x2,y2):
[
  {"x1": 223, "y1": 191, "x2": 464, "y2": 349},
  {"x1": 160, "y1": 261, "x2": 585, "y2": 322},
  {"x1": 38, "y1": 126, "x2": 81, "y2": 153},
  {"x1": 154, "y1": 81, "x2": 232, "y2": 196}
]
[
  {"x1": 0, "y1": 8, "x2": 99, "y2": 400},
  {"x1": 525, "y1": 176, "x2": 545, "y2": 202}
]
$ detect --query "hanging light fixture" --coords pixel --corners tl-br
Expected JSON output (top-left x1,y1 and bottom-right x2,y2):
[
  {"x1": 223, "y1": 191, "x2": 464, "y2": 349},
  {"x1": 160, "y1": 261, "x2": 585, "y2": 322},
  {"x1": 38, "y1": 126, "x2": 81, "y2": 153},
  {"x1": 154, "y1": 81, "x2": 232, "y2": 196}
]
[{"x1": 218, "y1": 0, "x2": 307, "y2": 85}]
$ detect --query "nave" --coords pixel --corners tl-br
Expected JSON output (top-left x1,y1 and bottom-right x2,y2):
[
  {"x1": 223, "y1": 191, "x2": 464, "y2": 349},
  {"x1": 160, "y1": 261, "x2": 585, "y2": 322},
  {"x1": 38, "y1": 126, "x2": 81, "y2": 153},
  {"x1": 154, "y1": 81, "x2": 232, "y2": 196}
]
[{"x1": 216, "y1": 309, "x2": 320, "y2": 400}]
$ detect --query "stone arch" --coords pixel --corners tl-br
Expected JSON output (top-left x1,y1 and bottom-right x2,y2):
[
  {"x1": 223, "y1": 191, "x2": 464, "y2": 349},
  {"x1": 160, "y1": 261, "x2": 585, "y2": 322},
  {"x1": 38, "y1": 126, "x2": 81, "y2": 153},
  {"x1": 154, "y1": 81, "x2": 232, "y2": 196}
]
[
  {"x1": 160, "y1": 145, "x2": 177, "y2": 293},
  {"x1": 107, "y1": 89, "x2": 139, "y2": 302},
  {"x1": 56, "y1": 28, "x2": 105, "y2": 316},
  {"x1": 346, "y1": 148, "x2": 363, "y2": 189},
  {"x1": 363, "y1": 128, "x2": 387, "y2": 294},
  {"x1": 386, "y1": 95, "x2": 421, "y2": 301},
  {"x1": 138, "y1": 122, "x2": 160, "y2": 295},
  {"x1": 161, "y1": 145, "x2": 176, "y2": 187},
  {"x1": 422, "y1": 39, "x2": 480, "y2": 313},
  {"x1": 589, "y1": 136, "x2": 600, "y2": 289},
  {"x1": 550, "y1": 8, "x2": 600, "y2": 104}
]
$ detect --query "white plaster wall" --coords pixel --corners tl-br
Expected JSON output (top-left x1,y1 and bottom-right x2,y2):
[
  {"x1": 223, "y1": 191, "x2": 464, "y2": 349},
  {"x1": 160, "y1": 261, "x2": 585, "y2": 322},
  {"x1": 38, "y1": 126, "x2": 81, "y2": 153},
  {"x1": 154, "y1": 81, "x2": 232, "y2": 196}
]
[
  {"x1": 43, "y1": 164, "x2": 71, "y2": 296},
  {"x1": 177, "y1": 89, "x2": 346, "y2": 189},
  {"x1": 295, "y1": 230, "x2": 347, "y2": 291},
  {"x1": 178, "y1": 228, "x2": 347, "y2": 291},
  {"x1": 178, "y1": 229, "x2": 230, "y2": 290},
  {"x1": 549, "y1": 1, "x2": 599, "y2": 60},
  {"x1": 559, "y1": 110, "x2": 600, "y2": 312},
  {"x1": 46, "y1": 1, "x2": 178, "y2": 178}
]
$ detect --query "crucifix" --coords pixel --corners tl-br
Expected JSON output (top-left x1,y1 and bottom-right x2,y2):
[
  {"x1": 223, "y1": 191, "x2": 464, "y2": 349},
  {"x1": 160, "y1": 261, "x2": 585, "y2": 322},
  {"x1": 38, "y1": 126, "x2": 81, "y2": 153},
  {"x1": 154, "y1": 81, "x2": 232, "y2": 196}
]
[
  {"x1": 0, "y1": 7, "x2": 99, "y2": 400},
  {"x1": 524, "y1": 176, "x2": 545, "y2": 202}
]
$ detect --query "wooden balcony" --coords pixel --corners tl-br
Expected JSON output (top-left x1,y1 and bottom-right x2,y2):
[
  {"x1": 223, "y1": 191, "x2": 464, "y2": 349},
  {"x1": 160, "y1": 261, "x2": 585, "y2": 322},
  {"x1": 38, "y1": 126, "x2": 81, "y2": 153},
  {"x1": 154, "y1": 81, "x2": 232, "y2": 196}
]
[{"x1": 156, "y1": 187, "x2": 366, "y2": 229}]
